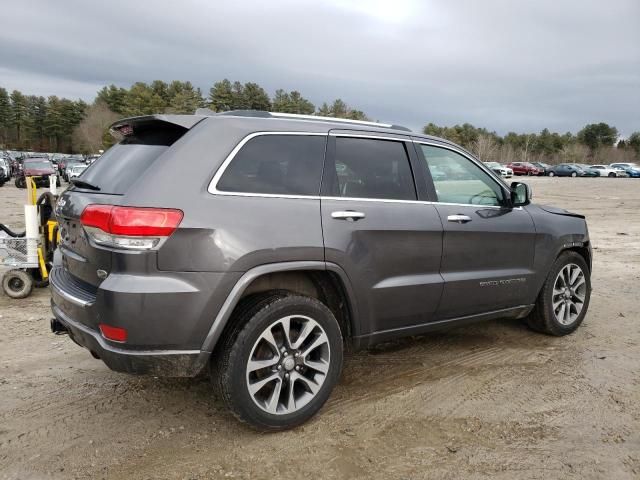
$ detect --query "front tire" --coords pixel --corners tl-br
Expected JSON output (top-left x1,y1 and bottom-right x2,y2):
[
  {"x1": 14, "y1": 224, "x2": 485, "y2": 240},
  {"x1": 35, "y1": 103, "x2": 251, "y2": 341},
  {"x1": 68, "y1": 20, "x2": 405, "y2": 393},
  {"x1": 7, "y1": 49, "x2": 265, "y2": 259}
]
[
  {"x1": 214, "y1": 293, "x2": 343, "y2": 430},
  {"x1": 15, "y1": 177, "x2": 26, "y2": 188},
  {"x1": 527, "y1": 251, "x2": 591, "y2": 336},
  {"x1": 571, "y1": 172, "x2": 578, "y2": 177}
]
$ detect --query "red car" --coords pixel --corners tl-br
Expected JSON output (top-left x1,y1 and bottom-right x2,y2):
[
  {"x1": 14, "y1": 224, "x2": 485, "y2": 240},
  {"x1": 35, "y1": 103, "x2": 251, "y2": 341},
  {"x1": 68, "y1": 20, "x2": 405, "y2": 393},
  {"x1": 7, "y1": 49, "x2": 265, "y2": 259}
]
[
  {"x1": 15, "y1": 158, "x2": 59, "y2": 188},
  {"x1": 506, "y1": 162, "x2": 544, "y2": 176}
]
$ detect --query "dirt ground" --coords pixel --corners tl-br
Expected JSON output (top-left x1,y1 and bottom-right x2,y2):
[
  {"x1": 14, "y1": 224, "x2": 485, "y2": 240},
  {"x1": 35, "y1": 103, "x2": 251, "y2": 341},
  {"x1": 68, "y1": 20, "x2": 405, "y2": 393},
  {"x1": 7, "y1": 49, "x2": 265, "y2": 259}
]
[{"x1": 1, "y1": 177, "x2": 639, "y2": 480}]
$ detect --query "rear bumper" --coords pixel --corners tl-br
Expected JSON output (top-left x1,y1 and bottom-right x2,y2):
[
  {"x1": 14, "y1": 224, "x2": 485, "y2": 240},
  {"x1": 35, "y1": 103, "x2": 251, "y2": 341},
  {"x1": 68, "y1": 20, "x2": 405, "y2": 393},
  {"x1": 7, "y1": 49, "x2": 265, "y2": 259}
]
[{"x1": 51, "y1": 301, "x2": 208, "y2": 376}]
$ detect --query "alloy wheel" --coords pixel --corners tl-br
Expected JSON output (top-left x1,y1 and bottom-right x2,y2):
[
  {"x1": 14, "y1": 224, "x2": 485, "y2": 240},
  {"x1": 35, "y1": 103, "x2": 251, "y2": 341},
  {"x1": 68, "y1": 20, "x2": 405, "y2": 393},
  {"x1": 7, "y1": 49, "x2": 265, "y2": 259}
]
[
  {"x1": 552, "y1": 263, "x2": 587, "y2": 325},
  {"x1": 246, "y1": 315, "x2": 330, "y2": 415}
]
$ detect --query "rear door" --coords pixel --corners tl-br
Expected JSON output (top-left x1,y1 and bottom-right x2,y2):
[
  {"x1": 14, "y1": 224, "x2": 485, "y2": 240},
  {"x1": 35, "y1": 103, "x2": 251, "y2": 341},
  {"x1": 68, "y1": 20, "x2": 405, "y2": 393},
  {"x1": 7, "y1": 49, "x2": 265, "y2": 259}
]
[
  {"x1": 414, "y1": 142, "x2": 537, "y2": 319},
  {"x1": 320, "y1": 131, "x2": 443, "y2": 337}
]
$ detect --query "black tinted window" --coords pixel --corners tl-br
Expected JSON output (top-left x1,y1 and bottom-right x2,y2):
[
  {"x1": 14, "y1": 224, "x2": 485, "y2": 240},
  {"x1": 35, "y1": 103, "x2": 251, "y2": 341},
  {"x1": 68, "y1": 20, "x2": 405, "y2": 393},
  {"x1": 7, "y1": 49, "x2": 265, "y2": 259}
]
[
  {"x1": 77, "y1": 144, "x2": 168, "y2": 194},
  {"x1": 329, "y1": 137, "x2": 416, "y2": 200},
  {"x1": 217, "y1": 135, "x2": 326, "y2": 196}
]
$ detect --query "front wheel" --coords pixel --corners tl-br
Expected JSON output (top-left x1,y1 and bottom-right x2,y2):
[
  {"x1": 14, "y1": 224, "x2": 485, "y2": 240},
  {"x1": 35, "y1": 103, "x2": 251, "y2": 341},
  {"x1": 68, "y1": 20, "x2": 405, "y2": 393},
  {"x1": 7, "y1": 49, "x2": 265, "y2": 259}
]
[
  {"x1": 571, "y1": 172, "x2": 578, "y2": 177},
  {"x1": 15, "y1": 177, "x2": 26, "y2": 188},
  {"x1": 527, "y1": 251, "x2": 591, "y2": 336},
  {"x1": 608, "y1": 172, "x2": 616, "y2": 178},
  {"x1": 213, "y1": 293, "x2": 343, "y2": 430}
]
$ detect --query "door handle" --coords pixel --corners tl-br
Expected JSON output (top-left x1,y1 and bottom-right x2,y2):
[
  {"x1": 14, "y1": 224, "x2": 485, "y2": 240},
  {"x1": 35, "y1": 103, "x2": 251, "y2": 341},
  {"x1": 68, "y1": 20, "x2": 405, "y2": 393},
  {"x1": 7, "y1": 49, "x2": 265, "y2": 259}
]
[
  {"x1": 331, "y1": 210, "x2": 366, "y2": 221},
  {"x1": 447, "y1": 214, "x2": 472, "y2": 223}
]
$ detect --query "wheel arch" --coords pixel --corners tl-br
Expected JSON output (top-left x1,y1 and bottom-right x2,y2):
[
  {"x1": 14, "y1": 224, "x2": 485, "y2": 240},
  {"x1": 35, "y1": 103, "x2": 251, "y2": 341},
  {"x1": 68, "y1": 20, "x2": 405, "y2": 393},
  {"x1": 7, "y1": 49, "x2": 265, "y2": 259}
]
[{"x1": 200, "y1": 261, "x2": 359, "y2": 354}]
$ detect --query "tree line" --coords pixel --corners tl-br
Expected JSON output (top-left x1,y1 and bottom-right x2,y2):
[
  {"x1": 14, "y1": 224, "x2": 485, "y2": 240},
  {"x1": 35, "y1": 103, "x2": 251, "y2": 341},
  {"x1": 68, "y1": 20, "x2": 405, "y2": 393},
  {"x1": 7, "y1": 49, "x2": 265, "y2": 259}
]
[{"x1": 1, "y1": 81, "x2": 638, "y2": 164}]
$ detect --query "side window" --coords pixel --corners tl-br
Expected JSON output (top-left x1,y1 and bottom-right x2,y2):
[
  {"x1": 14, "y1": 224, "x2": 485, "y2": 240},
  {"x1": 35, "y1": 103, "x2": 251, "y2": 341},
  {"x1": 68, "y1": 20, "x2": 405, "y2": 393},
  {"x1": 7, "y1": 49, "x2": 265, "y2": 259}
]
[
  {"x1": 216, "y1": 134, "x2": 326, "y2": 195},
  {"x1": 329, "y1": 137, "x2": 416, "y2": 200},
  {"x1": 420, "y1": 145, "x2": 504, "y2": 206}
]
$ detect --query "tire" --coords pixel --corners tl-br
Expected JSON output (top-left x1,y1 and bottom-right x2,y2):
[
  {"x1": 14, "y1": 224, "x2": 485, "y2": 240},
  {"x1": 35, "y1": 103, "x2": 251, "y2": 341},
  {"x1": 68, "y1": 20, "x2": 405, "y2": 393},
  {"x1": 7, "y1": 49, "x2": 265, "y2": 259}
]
[
  {"x1": 2, "y1": 269, "x2": 34, "y2": 299},
  {"x1": 571, "y1": 172, "x2": 578, "y2": 177},
  {"x1": 608, "y1": 172, "x2": 615, "y2": 178},
  {"x1": 527, "y1": 171, "x2": 533, "y2": 176},
  {"x1": 213, "y1": 293, "x2": 344, "y2": 431},
  {"x1": 15, "y1": 177, "x2": 26, "y2": 188},
  {"x1": 526, "y1": 251, "x2": 591, "y2": 336},
  {"x1": 548, "y1": 171, "x2": 555, "y2": 177}
]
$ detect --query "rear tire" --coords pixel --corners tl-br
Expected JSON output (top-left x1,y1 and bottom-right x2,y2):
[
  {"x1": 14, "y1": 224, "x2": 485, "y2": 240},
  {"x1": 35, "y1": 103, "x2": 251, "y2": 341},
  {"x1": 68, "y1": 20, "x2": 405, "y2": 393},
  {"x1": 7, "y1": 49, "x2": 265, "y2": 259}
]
[
  {"x1": 15, "y1": 177, "x2": 26, "y2": 188},
  {"x1": 548, "y1": 171, "x2": 555, "y2": 177},
  {"x1": 571, "y1": 172, "x2": 578, "y2": 177},
  {"x1": 2, "y1": 269, "x2": 33, "y2": 299},
  {"x1": 608, "y1": 172, "x2": 615, "y2": 178},
  {"x1": 526, "y1": 251, "x2": 591, "y2": 336},
  {"x1": 213, "y1": 293, "x2": 343, "y2": 431}
]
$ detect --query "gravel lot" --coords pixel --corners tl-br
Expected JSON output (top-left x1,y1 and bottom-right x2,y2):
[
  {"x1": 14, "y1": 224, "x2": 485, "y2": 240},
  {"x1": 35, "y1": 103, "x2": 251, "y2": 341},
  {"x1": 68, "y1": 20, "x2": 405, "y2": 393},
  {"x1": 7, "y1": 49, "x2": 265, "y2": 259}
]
[{"x1": 1, "y1": 177, "x2": 639, "y2": 479}]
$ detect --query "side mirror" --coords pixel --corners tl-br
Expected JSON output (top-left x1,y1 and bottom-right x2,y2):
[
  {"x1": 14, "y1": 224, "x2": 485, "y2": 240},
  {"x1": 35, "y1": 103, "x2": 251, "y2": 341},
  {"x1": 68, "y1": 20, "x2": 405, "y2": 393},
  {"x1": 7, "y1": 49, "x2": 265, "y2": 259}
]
[{"x1": 510, "y1": 182, "x2": 532, "y2": 206}]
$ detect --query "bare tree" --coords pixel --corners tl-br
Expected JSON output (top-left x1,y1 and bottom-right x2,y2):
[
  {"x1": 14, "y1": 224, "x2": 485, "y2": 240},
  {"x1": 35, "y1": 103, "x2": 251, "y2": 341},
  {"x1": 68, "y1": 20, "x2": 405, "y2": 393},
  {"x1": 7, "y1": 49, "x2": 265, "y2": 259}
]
[
  {"x1": 72, "y1": 101, "x2": 119, "y2": 154},
  {"x1": 560, "y1": 143, "x2": 589, "y2": 164},
  {"x1": 522, "y1": 134, "x2": 536, "y2": 162},
  {"x1": 472, "y1": 134, "x2": 499, "y2": 161}
]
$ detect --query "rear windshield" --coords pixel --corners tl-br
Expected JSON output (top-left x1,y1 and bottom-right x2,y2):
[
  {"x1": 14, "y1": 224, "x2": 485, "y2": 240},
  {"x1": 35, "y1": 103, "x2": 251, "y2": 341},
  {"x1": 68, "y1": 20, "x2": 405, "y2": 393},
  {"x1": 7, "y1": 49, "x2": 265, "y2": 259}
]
[{"x1": 76, "y1": 143, "x2": 167, "y2": 194}]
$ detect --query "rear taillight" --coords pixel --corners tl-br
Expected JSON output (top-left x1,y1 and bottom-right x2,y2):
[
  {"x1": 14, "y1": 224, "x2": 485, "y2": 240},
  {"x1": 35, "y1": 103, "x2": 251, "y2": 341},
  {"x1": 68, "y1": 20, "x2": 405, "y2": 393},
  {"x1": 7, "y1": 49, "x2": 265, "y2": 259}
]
[{"x1": 80, "y1": 205, "x2": 183, "y2": 250}]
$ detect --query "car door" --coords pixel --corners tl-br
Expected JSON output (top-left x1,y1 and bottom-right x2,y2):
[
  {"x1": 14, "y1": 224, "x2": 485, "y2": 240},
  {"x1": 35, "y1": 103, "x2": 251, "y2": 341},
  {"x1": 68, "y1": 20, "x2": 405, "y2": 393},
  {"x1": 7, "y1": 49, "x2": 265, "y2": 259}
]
[
  {"x1": 320, "y1": 131, "x2": 444, "y2": 337},
  {"x1": 414, "y1": 142, "x2": 537, "y2": 319}
]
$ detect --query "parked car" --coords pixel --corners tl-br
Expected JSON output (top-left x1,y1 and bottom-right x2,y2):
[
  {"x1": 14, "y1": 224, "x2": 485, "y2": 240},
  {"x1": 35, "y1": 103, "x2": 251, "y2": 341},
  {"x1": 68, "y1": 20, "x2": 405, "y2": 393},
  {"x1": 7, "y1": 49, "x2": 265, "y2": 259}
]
[
  {"x1": 623, "y1": 166, "x2": 640, "y2": 178},
  {"x1": 589, "y1": 164, "x2": 625, "y2": 177},
  {"x1": 50, "y1": 111, "x2": 593, "y2": 430},
  {"x1": 609, "y1": 162, "x2": 638, "y2": 171},
  {"x1": 506, "y1": 162, "x2": 544, "y2": 176},
  {"x1": 483, "y1": 162, "x2": 513, "y2": 178},
  {"x1": 530, "y1": 162, "x2": 551, "y2": 175},
  {"x1": 15, "y1": 158, "x2": 59, "y2": 188},
  {"x1": 62, "y1": 160, "x2": 84, "y2": 182},
  {"x1": 609, "y1": 163, "x2": 639, "y2": 177},
  {"x1": 0, "y1": 158, "x2": 10, "y2": 186},
  {"x1": 547, "y1": 164, "x2": 598, "y2": 177},
  {"x1": 58, "y1": 154, "x2": 85, "y2": 179},
  {"x1": 68, "y1": 164, "x2": 88, "y2": 179}
]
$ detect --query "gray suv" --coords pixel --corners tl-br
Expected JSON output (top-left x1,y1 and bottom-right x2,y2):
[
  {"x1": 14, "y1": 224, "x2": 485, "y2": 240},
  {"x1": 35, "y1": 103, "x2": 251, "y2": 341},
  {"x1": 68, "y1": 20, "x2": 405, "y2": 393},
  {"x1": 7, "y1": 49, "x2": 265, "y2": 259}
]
[{"x1": 49, "y1": 111, "x2": 592, "y2": 430}]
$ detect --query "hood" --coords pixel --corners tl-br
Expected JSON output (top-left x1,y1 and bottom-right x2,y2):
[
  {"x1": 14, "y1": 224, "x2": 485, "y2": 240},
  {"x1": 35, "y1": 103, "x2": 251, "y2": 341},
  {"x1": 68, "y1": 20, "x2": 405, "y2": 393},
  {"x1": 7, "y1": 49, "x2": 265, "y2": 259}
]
[
  {"x1": 23, "y1": 167, "x2": 54, "y2": 175},
  {"x1": 538, "y1": 204, "x2": 585, "y2": 219}
]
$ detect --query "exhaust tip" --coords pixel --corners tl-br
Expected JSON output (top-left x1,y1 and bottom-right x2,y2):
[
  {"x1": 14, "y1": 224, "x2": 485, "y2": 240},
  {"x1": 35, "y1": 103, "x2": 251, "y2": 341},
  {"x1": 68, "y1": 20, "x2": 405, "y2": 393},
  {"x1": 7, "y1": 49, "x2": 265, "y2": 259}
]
[{"x1": 50, "y1": 318, "x2": 68, "y2": 335}]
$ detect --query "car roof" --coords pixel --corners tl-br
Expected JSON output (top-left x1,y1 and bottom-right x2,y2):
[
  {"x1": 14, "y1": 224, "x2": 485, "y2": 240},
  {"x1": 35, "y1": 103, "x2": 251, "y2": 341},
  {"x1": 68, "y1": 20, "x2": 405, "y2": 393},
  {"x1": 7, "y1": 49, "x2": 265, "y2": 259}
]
[{"x1": 110, "y1": 110, "x2": 464, "y2": 151}]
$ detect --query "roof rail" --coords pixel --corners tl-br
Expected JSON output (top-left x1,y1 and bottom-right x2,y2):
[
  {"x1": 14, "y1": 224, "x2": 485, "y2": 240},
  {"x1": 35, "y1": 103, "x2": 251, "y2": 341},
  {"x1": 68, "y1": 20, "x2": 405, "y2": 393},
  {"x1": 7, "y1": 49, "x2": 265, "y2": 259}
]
[{"x1": 194, "y1": 109, "x2": 411, "y2": 132}]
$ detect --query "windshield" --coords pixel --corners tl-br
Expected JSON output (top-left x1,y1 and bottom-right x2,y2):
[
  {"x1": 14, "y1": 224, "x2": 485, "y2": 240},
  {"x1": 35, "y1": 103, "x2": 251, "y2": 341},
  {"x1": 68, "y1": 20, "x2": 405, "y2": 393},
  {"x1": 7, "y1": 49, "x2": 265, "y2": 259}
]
[{"x1": 24, "y1": 160, "x2": 52, "y2": 170}]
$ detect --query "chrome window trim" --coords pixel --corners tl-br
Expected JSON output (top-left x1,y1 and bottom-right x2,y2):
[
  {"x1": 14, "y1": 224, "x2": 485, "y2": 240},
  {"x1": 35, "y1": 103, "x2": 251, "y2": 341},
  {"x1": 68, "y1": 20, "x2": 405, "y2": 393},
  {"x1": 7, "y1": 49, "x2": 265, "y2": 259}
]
[
  {"x1": 208, "y1": 131, "x2": 518, "y2": 209},
  {"x1": 270, "y1": 112, "x2": 394, "y2": 129},
  {"x1": 207, "y1": 131, "x2": 327, "y2": 196},
  {"x1": 329, "y1": 132, "x2": 411, "y2": 142}
]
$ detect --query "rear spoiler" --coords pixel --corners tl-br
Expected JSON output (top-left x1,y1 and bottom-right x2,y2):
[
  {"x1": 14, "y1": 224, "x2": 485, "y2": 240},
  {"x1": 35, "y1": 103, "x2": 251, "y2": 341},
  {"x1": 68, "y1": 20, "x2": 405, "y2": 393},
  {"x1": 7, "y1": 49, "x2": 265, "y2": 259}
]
[{"x1": 109, "y1": 114, "x2": 207, "y2": 140}]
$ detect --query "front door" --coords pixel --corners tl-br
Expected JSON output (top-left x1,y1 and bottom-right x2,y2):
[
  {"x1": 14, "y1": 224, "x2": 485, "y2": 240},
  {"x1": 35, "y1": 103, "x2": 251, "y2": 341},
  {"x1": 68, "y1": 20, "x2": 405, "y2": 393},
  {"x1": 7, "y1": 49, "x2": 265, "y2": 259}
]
[
  {"x1": 416, "y1": 143, "x2": 537, "y2": 319},
  {"x1": 320, "y1": 132, "x2": 444, "y2": 336}
]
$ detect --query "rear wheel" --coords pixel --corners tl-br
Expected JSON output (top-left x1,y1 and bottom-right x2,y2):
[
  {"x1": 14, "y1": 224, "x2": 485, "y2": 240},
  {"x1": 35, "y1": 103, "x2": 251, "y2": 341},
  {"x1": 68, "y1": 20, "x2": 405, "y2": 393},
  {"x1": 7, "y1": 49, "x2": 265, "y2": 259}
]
[
  {"x1": 548, "y1": 171, "x2": 555, "y2": 177},
  {"x1": 213, "y1": 293, "x2": 343, "y2": 430},
  {"x1": 527, "y1": 251, "x2": 591, "y2": 336},
  {"x1": 15, "y1": 177, "x2": 26, "y2": 188},
  {"x1": 2, "y1": 269, "x2": 34, "y2": 299},
  {"x1": 571, "y1": 171, "x2": 578, "y2": 177},
  {"x1": 608, "y1": 172, "x2": 616, "y2": 178}
]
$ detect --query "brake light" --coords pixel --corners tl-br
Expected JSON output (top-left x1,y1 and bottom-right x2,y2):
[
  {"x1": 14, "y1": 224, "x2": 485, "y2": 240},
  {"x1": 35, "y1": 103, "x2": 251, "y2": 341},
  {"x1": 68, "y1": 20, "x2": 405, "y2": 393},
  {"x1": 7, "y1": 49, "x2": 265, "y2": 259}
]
[
  {"x1": 99, "y1": 324, "x2": 127, "y2": 343},
  {"x1": 80, "y1": 205, "x2": 183, "y2": 250}
]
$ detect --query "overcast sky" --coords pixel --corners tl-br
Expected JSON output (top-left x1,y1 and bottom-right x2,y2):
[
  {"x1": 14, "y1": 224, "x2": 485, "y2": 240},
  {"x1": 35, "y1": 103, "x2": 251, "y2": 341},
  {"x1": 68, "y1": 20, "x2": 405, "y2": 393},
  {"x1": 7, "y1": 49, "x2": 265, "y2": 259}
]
[{"x1": 1, "y1": 0, "x2": 638, "y2": 135}]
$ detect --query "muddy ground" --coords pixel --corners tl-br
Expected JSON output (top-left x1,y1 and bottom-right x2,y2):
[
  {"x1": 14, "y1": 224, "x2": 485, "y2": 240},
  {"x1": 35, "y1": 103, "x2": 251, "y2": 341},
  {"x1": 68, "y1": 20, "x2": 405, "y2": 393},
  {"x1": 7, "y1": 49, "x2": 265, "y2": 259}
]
[{"x1": 1, "y1": 177, "x2": 639, "y2": 479}]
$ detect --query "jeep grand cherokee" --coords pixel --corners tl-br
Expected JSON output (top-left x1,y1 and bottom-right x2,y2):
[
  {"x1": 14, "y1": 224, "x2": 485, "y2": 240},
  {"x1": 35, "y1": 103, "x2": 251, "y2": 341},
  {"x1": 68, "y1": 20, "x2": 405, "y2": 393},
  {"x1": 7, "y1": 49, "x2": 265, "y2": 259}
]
[{"x1": 49, "y1": 111, "x2": 592, "y2": 430}]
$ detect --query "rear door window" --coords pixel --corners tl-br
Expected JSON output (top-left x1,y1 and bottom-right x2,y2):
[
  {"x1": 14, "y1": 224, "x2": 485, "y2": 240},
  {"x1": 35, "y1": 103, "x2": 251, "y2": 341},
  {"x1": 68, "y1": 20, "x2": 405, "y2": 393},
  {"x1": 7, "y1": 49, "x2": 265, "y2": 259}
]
[
  {"x1": 216, "y1": 134, "x2": 326, "y2": 196},
  {"x1": 326, "y1": 136, "x2": 416, "y2": 200}
]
